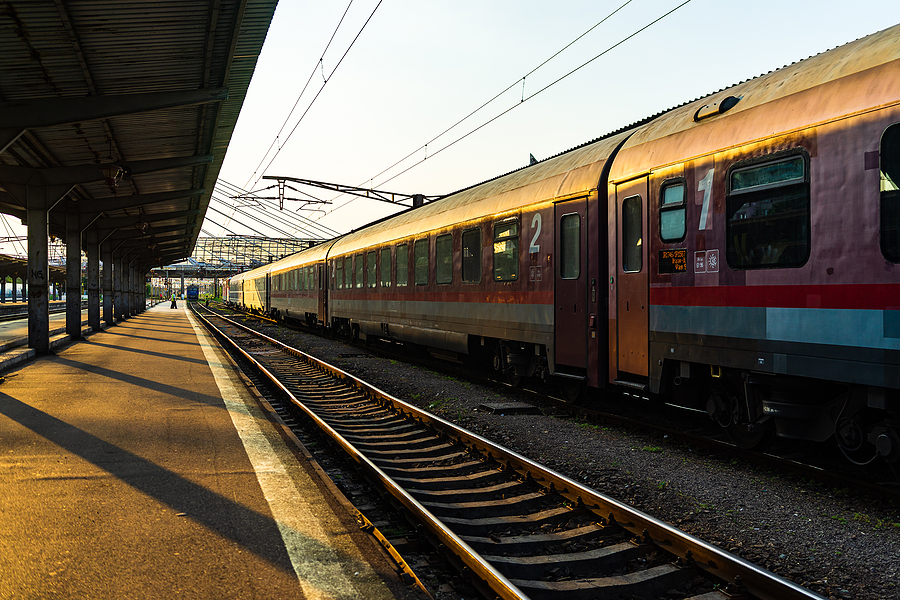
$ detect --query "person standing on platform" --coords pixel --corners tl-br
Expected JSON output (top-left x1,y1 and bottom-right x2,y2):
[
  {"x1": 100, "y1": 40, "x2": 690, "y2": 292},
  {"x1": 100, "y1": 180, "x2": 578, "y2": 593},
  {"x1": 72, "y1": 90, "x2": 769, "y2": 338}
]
[{"x1": 170, "y1": 292, "x2": 177, "y2": 309}]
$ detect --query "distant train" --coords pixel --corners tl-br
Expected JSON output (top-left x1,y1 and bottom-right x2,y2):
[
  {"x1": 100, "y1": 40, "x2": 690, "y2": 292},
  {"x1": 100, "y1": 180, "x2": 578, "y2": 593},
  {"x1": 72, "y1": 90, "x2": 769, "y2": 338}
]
[
  {"x1": 186, "y1": 285, "x2": 200, "y2": 301},
  {"x1": 229, "y1": 25, "x2": 900, "y2": 465}
]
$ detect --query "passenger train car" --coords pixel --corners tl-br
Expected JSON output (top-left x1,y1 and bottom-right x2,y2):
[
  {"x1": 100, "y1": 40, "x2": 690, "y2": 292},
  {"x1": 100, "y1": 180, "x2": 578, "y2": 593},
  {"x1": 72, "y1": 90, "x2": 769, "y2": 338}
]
[{"x1": 229, "y1": 25, "x2": 900, "y2": 464}]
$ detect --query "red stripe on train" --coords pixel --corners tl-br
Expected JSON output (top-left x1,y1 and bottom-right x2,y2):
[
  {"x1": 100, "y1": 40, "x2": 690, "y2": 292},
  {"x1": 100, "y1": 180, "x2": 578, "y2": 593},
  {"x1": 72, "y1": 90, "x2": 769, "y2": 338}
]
[{"x1": 329, "y1": 289, "x2": 555, "y2": 305}]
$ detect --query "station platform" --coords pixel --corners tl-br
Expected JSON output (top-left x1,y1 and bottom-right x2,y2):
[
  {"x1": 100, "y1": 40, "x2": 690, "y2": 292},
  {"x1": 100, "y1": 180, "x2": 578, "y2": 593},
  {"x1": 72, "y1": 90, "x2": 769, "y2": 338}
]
[{"x1": 0, "y1": 303, "x2": 414, "y2": 599}]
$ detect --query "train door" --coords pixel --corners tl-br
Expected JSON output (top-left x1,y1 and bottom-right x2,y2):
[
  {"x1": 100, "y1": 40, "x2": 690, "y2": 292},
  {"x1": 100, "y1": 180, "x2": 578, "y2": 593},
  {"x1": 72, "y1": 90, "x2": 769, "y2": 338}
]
[
  {"x1": 554, "y1": 198, "x2": 588, "y2": 371},
  {"x1": 615, "y1": 178, "x2": 649, "y2": 379},
  {"x1": 317, "y1": 264, "x2": 326, "y2": 325},
  {"x1": 265, "y1": 272, "x2": 271, "y2": 315}
]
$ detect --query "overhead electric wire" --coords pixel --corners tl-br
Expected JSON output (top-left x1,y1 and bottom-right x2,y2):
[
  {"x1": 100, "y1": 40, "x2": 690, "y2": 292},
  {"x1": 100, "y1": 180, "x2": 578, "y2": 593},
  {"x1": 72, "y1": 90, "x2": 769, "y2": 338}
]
[
  {"x1": 242, "y1": 0, "x2": 356, "y2": 189},
  {"x1": 215, "y1": 179, "x2": 341, "y2": 238},
  {"x1": 363, "y1": 0, "x2": 636, "y2": 186},
  {"x1": 0, "y1": 215, "x2": 26, "y2": 256},
  {"x1": 321, "y1": 0, "x2": 691, "y2": 220},
  {"x1": 214, "y1": 182, "x2": 319, "y2": 236},
  {"x1": 207, "y1": 199, "x2": 296, "y2": 238},
  {"x1": 378, "y1": 0, "x2": 692, "y2": 187},
  {"x1": 217, "y1": 178, "x2": 339, "y2": 237},
  {"x1": 210, "y1": 193, "x2": 323, "y2": 240},
  {"x1": 249, "y1": 0, "x2": 383, "y2": 191}
]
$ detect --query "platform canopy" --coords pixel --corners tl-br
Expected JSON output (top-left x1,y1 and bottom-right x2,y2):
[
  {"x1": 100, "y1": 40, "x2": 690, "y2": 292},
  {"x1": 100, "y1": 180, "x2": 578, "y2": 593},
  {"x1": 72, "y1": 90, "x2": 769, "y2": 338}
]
[{"x1": 0, "y1": 0, "x2": 279, "y2": 272}]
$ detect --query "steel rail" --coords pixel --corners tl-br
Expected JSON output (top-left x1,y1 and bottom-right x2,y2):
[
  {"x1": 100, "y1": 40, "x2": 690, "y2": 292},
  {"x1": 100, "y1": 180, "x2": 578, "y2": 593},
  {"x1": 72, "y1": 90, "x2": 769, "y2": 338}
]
[
  {"x1": 237, "y1": 304, "x2": 900, "y2": 499},
  {"x1": 196, "y1": 306, "x2": 826, "y2": 600},
  {"x1": 193, "y1": 307, "x2": 528, "y2": 600}
]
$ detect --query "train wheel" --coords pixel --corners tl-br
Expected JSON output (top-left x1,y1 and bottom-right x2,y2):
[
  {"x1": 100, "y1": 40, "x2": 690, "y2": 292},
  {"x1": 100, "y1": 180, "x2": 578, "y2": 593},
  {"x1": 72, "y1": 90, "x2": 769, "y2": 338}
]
[
  {"x1": 835, "y1": 415, "x2": 879, "y2": 465},
  {"x1": 725, "y1": 422, "x2": 774, "y2": 450},
  {"x1": 711, "y1": 383, "x2": 773, "y2": 450},
  {"x1": 557, "y1": 378, "x2": 586, "y2": 404},
  {"x1": 493, "y1": 347, "x2": 522, "y2": 387}
]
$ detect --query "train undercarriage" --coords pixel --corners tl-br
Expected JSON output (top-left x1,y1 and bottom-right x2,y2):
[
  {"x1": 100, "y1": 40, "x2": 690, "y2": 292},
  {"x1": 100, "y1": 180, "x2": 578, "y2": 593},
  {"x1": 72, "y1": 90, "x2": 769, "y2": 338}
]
[{"x1": 665, "y1": 362, "x2": 900, "y2": 466}]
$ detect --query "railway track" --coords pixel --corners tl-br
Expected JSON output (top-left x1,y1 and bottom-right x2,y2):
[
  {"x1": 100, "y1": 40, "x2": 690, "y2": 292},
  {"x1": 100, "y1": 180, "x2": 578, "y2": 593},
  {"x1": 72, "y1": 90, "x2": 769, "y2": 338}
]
[
  {"x1": 192, "y1": 303, "x2": 825, "y2": 600},
  {"x1": 209, "y1": 303, "x2": 900, "y2": 498}
]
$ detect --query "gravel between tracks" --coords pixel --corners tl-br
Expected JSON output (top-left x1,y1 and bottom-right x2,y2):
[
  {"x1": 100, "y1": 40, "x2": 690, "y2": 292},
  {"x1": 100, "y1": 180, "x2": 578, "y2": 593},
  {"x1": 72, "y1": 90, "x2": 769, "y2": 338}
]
[{"x1": 258, "y1": 322, "x2": 900, "y2": 600}]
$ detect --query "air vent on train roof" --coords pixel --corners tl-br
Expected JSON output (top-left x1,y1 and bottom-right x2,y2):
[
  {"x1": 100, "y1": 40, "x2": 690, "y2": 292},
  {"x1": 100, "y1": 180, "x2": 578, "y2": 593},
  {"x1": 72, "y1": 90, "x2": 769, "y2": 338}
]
[{"x1": 693, "y1": 95, "x2": 742, "y2": 121}]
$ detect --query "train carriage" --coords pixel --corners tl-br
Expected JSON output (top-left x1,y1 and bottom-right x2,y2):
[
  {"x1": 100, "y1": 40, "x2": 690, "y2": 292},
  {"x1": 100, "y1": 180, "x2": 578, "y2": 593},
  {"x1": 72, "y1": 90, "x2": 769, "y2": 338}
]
[
  {"x1": 606, "y1": 25, "x2": 900, "y2": 453},
  {"x1": 227, "y1": 24, "x2": 900, "y2": 464},
  {"x1": 325, "y1": 130, "x2": 630, "y2": 387}
]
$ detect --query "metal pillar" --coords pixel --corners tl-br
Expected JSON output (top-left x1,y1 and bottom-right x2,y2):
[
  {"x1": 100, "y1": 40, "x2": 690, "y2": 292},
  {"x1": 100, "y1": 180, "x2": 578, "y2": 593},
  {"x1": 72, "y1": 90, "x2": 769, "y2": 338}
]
[
  {"x1": 113, "y1": 252, "x2": 122, "y2": 321},
  {"x1": 124, "y1": 265, "x2": 132, "y2": 318},
  {"x1": 86, "y1": 231, "x2": 101, "y2": 331},
  {"x1": 134, "y1": 269, "x2": 140, "y2": 314},
  {"x1": 1, "y1": 278, "x2": 5, "y2": 303},
  {"x1": 137, "y1": 269, "x2": 145, "y2": 313},
  {"x1": 66, "y1": 208, "x2": 82, "y2": 339},
  {"x1": 102, "y1": 243, "x2": 113, "y2": 326},
  {"x1": 27, "y1": 201, "x2": 50, "y2": 353}
]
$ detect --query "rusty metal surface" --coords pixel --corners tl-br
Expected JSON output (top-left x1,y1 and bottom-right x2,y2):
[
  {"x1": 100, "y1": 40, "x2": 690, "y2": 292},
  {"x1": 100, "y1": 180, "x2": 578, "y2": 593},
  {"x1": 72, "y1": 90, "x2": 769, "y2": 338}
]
[
  {"x1": 610, "y1": 24, "x2": 900, "y2": 182},
  {"x1": 328, "y1": 131, "x2": 631, "y2": 258}
]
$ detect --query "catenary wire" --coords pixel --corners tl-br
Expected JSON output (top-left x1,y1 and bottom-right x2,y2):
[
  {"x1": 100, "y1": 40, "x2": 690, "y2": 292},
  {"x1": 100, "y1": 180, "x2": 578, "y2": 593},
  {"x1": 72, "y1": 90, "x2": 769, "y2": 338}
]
[
  {"x1": 250, "y1": 0, "x2": 383, "y2": 191},
  {"x1": 241, "y1": 1, "x2": 356, "y2": 190},
  {"x1": 215, "y1": 179, "x2": 341, "y2": 238},
  {"x1": 362, "y1": 0, "x2": 636, "y2": 187},
  {"x1": 210, "y1": 194, "x2": 324, "y2": 240},
  {"x1": 317, "y1": 0, "x2": 691, "y2": 221}
]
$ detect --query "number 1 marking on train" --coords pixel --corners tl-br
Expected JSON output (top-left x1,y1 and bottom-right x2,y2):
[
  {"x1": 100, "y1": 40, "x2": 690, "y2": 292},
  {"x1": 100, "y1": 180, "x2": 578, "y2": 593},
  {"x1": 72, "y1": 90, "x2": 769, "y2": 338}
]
[{"x1": 698, "y1": 168, "x2": 714, "y2": 230}]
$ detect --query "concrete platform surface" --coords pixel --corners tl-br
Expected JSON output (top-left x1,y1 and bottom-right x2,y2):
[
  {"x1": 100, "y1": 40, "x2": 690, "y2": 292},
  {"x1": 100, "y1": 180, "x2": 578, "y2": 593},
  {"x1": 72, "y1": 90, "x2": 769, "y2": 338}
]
[{"x1": 0, "y1": 303, "x2": 411, "y2": 599}]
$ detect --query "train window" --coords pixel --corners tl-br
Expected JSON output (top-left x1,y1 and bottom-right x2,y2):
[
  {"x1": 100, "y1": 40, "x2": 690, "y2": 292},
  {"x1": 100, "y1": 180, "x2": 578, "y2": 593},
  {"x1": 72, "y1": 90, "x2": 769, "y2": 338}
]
[
  {"x1": 355, "y1": 254, "x2": 364, "y2": 288},
  {"x1": 335, "y1": 260, "x2": 343, "y2": 289},
  {"x1": 344, "y1": 256, "x2": 352, "y2": 289},
  {"x1": 560, "y1": 213, "x2": 580, "y2": 279},
  {"x1": 881, "y1": 124, "x2": 900, "y2": 262},
  {"x1": 397, "y1": 244, "x2": 409, "y2": 286},
  {"x1": 414, "y1": 239, "x2": 429, "y2": 285},
  {"x1": 493, "y1": 219, "x2": 519, "y2": 281},
  {"x1": 462, "y1": 227, "x2": 481, "y2": 283},
  {"x1": 308, "y1": 266, "x2": 314, "y2": 291},
  {"x1": 367, "y1": 251, "x2": 377, "y2": 288},
  {"x1": 436, "y1": 234, "x2": 452, "y2": 285},
  {"x1": 659, "y1": 181, "x2": 686, "y2": 241},
  {"x1": 622, "y1": 196, "x2": 643, "y2": 273},
  {"x1": 380, "y1": 248, "x2": 391, "y2": 287},
  {"x1": 726, "y1": 153, "x2": 809, "y2": 269}
]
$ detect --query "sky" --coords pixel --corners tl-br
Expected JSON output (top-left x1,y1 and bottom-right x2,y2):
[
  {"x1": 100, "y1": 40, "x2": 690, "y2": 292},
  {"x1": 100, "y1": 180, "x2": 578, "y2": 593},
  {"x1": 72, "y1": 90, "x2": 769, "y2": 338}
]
[
  {"x1": 4, "y1": 0, "x2": 900, "y2": 255},
  {"x1": 210, "y1": 0, "x2": 900, "y2": 240}
]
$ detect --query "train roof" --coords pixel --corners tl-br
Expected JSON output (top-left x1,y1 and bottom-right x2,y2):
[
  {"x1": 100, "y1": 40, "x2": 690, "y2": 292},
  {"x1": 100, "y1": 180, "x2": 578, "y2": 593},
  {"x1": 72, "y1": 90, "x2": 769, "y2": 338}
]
[
  {"x1": 328, "y1": 129, "x2": 631, "y2": 257},
  {"x1": 610, "y1": 23, "x2": 900, "y2": 181},
  {"x1": 228, "y1": 238, "x2": 339, "y2": 284}
]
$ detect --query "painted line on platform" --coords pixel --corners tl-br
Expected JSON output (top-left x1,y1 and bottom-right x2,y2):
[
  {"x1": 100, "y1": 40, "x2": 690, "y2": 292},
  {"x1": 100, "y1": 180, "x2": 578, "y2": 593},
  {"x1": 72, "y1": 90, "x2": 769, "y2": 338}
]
[{"x1": 186, "y1": 307, "x2": 385, "y2": 600}]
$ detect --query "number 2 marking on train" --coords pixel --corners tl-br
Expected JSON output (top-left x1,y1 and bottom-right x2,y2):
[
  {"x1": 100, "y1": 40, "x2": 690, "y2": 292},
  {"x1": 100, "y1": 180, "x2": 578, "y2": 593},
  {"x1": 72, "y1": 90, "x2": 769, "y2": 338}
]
[
  {"x1": 698, "y1": 168, "x2": 714, "y2": 230},
  {"x1": 530, "y1": 213, "x2": 542, "y2": 253}
]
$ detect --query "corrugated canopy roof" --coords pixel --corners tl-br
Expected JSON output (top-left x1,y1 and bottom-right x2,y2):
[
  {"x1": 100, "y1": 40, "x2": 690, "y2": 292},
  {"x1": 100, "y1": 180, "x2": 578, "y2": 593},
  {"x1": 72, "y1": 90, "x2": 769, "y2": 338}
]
[{"x1": 0, "y1": 0, "x2": 278, "y2": 272}]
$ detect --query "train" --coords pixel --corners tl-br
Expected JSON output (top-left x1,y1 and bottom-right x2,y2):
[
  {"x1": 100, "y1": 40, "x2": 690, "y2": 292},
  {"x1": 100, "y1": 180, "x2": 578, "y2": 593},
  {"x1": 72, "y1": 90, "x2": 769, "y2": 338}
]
[
  {"x1": 228, "y1": 24, "x2": 900, "y2": 465},
  {"x1": 186, "y1": 284, "x2": 200, "y2": 301}
]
